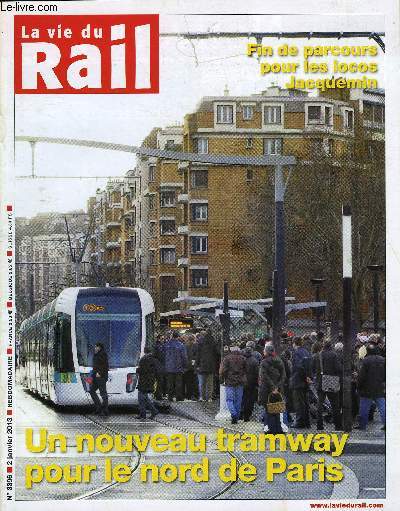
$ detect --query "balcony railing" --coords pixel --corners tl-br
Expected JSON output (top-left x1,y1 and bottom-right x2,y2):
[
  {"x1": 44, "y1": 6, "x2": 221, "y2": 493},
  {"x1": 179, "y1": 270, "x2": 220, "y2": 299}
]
[
  {"x1": 106, "y1": 241, "x2": 121, "y2": 249},
  {"x1": 177, "y1": 225, "x2": 189, "y2": 234},
  {"x1": 177, "y1": 257, "x2": 189, "y2": 267},
  {"x1": 106, "y1": 221, "x2": 121, "y2": 228},
  {"x1": 177, "y1": 194, "x2": 189, "y2": 203}
]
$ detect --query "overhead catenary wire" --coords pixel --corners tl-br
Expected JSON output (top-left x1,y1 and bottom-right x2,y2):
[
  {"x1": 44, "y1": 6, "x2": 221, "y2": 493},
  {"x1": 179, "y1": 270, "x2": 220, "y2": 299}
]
[{"x1": 159, "y1": 31, "x2": 385, "y2": 52}]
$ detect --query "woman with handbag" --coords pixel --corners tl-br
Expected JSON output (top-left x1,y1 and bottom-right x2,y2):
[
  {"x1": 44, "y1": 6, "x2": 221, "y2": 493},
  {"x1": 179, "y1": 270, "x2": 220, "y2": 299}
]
[
  {"x1": 258, "y1": 344, "x2": 287, "y2": 433},
  {"x1": 311, "y1": 340, "x2": 343, "y2": 431}
]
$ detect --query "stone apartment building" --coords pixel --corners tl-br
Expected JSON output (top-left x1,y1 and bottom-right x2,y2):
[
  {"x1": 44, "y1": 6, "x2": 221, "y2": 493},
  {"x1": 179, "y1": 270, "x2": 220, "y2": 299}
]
[{"x1": 88, "y1": 86, "x2": 385, "y2": 322}]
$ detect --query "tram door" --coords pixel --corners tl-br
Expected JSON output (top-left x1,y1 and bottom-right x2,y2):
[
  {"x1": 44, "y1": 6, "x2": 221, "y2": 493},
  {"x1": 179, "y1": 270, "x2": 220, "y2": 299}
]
[{"x1": 39, "y1": 323, "x2": 50, "y2": 398}]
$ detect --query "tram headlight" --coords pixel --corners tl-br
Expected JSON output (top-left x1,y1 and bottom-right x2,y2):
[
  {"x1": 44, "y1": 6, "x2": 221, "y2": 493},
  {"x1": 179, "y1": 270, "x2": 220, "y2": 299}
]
[
  {"x1": 80, "y1": 373, "x2": 92, "y2": 392},
  {"x1": 126, "y1": 373, "x2": 136, "y2": 393}
]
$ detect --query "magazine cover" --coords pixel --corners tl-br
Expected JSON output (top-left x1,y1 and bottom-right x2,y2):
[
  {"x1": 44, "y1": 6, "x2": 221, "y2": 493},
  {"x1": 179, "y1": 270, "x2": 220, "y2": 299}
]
[{"x1": 1, "y1": 0, "x2": 399, "y2": 509}]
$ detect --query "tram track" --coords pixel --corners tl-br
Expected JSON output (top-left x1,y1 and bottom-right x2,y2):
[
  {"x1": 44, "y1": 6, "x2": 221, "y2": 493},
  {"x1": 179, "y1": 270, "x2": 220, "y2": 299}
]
[
  {"x1": 152, "y1": 413, "x2": 251, "y2": 500},
  {"x1": 72, "y1": 410, "x2": 251, "y2": 500},
  {"x1": 17, "y1": 386, "x2": 248, "y2": 500},
  {"x1": 72, "y1": 412, "x2": 142, "y2": 500}
]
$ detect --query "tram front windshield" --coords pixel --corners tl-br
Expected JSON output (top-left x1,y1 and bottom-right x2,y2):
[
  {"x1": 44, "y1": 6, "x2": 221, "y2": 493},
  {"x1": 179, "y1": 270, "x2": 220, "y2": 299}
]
[{"x1": 75, "y1": 291, "x2": 142, "y2": 368}]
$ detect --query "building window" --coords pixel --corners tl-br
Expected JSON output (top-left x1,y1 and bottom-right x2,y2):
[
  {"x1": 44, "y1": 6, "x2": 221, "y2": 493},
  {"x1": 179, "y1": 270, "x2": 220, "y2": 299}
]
[
  {"x1": 245, "y1": 137, "x2": 253, "y2": 149},
  {"x1": 307, "y1": 105, "x2": 333, "y2": 125},
  {"x1": 191, "y1": 269, "x2": 208, "y2": 288},
  {"x1": 148, "y1": 195, "x2": 155, "y2": 210},
  {"x1": 191, "y1": 203, "x2": 208, "y2": 221},
  {"x1": 191, "y1": 236, "x2": 208, "y2": 254},
  {"x1": 160, "y1": 219, "x2": 176, "y2": 235},
  {"x1": 344, "y1": 110, "x2": 354, "y2": 129},
  {"x1": 149, "y1": 250, "x2": 156, "y2": 265},
  {"x1": 374, "y1": 104, "x2": 384, "y2": 123},
  {"x1": 264, "y1": 105, "x2": 282, "y2": 124},
  {"x1": 242, "y1": 105, "x2": 254, "y2": 120},
  {"x1": 191, "y1": 169, "x2": 208, "y2": 188},
  {"x1": 216, "y1": 104, "x2": 233, "y2": 124},
  {"x1": 363, "y1": 102, "x2": 384, "y2": 124},
  {"x1": 160, "y1": 248, "x2": 176, "y2": 264},
  {"x1": 149, "y1": 222, "x2": 156, "y2": 237},
  {"x1": 125, "y1": 240, "x2": 134, "y2": 253},
  {"x1": 165, "y1": 139, "x2": 175, "y2": 149},
  {"x1": 367, "y1": 143, "x2": 375, "y2": 159},
  {"x1": 148, "y1": 165, "x2": 155, "y2": 182},
  {"x1": 308, "y1": 105, "x2": 322, "y2": 122},
  {"x1": 246, "y1": 168, "x2": 254, "y2": 181},
  {"x1": 160, "y1": 191, "x2": 175, "y2": 207},
  {"x1": 197, "y1": 138, "x2": 209, "y2": 154},
  {"x1": 263, "y1": 138, "x2": 282, "y2": 155}
]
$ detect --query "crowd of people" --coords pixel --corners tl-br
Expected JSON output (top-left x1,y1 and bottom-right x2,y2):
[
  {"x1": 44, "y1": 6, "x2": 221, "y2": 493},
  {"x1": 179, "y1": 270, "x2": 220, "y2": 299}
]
[{"x1": 89, "y1": 328, "x2": 386, "y2": 433}]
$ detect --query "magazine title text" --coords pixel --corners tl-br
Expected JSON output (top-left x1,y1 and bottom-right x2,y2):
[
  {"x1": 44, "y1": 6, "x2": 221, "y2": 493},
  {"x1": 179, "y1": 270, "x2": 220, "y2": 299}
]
[{"x1": 14, "y1": 15, "x2": 159, "y2": 94}]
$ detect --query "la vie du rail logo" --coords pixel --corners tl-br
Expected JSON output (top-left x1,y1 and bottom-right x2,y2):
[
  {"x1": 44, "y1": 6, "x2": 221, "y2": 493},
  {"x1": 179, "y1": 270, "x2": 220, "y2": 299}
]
[{"x1": 14, "y1": 15, "x2": 159, "y2": 94}]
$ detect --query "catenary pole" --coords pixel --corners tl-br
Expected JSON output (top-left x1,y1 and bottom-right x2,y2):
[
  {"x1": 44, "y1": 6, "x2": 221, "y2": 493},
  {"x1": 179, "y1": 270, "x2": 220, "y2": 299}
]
[{"x1": 342, "y1": 205, "x2": 353, "y2": 432}]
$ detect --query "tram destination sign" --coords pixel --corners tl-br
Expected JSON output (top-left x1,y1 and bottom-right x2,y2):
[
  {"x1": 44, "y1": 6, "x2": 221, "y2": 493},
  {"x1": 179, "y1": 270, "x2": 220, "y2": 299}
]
[{"x1": 168, "y1": 317, "x2": 194, "y2": 329}]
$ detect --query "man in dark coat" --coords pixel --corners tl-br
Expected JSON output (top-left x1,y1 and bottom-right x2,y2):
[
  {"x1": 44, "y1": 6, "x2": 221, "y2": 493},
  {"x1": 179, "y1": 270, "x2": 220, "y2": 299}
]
[
  {"x1": 89, "y1": 342, "x2": 109, "y2": 416},
  {"x1": 196, "y1": 330, "x2": 219, "y2": 401},
  {"x1": 356, "y1": 343, "x2": 386, "y2": 430},
  {"x1": 164, "y1": 331, "x2": 188, "y2": 401},
  {"x1": 154, "y1": 335, "x2": 166, "y2": 400},
  {"x1": 183, "y1": 334, "x2": 199, "y2": 400},
  {"x1": 290, "y1": 337, "x2": 312, "y2": 428},
  {"x1": 136, "y1": 346, "x2": 162, "y2": 419},
  {"x1": 241, "y1": 345, "x2": 260, "y2": 421},
  {"x1": 312, "y1": 340, "x2": 343, "y2": 430},
  {"x1": 219, "y1": 345, "x2": 247, "y2": 424},
  {"x1": 258, "y1": 344, "x2": 287, "y2": 433},
  {"x1": 281, "y1": 349, "x2": 294, "y2": 426}
]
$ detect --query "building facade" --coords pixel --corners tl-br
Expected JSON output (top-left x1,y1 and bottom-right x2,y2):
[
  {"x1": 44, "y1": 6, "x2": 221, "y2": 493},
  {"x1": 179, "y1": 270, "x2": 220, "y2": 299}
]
[
  {"x1": 88, "y1": 86, "x2": 385, "y2": 323},
  {"x1": 15, "y1": 212, "x2": 89, "y2": 326}
]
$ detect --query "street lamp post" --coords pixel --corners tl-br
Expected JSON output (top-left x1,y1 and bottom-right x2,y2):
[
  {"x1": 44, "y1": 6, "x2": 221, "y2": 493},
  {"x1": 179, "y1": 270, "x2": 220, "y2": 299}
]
[
  {"x1": 367, "y1": 264, "x2": 384, "y2": 333},
  {"x1": 342, "y1": 205, "x2": 353, "y2": 432},
  {"x1": 272, "y1": 165, "x2": 286, "y2": 355},
  {"x1": 310, "y1": 277, "x2": 326, "y2": 332},
  {"x1": 215, "y1": 281, "x2": 231, "y2": 421}
]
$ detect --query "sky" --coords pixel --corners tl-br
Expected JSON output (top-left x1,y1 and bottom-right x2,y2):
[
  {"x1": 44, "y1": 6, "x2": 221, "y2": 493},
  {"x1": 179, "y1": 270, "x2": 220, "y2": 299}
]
[{"x1": 14, "y1": 12, "x2": 385, "y2": 218}]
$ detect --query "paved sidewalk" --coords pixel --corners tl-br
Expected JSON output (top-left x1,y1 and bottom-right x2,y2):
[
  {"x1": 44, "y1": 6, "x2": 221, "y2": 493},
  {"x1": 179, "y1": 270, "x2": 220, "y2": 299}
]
[{"x1": 165, "y1": 399, "x2": 385, "y2": 454}]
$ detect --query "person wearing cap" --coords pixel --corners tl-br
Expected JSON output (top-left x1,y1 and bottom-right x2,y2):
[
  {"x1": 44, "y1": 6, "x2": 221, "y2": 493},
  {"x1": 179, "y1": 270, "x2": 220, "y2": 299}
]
[
  {"x1": 243, "y1": 339, "x2": 262, "y2": 364},
  {"x1": 258, "y1": 344, "x2": 287, "y2": 433},
  {"x1": 219, "y1": 345, "x2": 247, "y2": 424},
  {"x1": 89, "y1": 342, "x2": 109, "y2": 417}
]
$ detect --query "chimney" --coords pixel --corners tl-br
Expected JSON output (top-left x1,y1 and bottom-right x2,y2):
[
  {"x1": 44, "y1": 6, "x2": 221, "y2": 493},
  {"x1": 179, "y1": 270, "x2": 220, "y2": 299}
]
[{"x1": 224, "y1": 84, "x2": 229, "y2": 96}]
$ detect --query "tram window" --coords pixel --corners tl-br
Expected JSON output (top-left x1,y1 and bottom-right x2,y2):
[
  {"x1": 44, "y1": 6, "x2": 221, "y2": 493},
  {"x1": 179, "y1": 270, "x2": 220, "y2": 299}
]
[
  {"x1": 145, "y1": 313, "x2": 155, "y2": 350},
  {"x1": 48, "y1": 318, "x2": 55, "y2": 369},
  {"x1": 75, "y1": 290, "x2": 142, "y2": 368},
  {"x1": 55, "y1": 315, "x2": 74, "y2": 372}
]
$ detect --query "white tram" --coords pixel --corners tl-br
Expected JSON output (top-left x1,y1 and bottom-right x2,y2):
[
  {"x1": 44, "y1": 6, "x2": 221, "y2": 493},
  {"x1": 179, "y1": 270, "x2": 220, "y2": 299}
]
[{"x1": 18, "y1": 287, "x2": 155, "y2": 406}]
